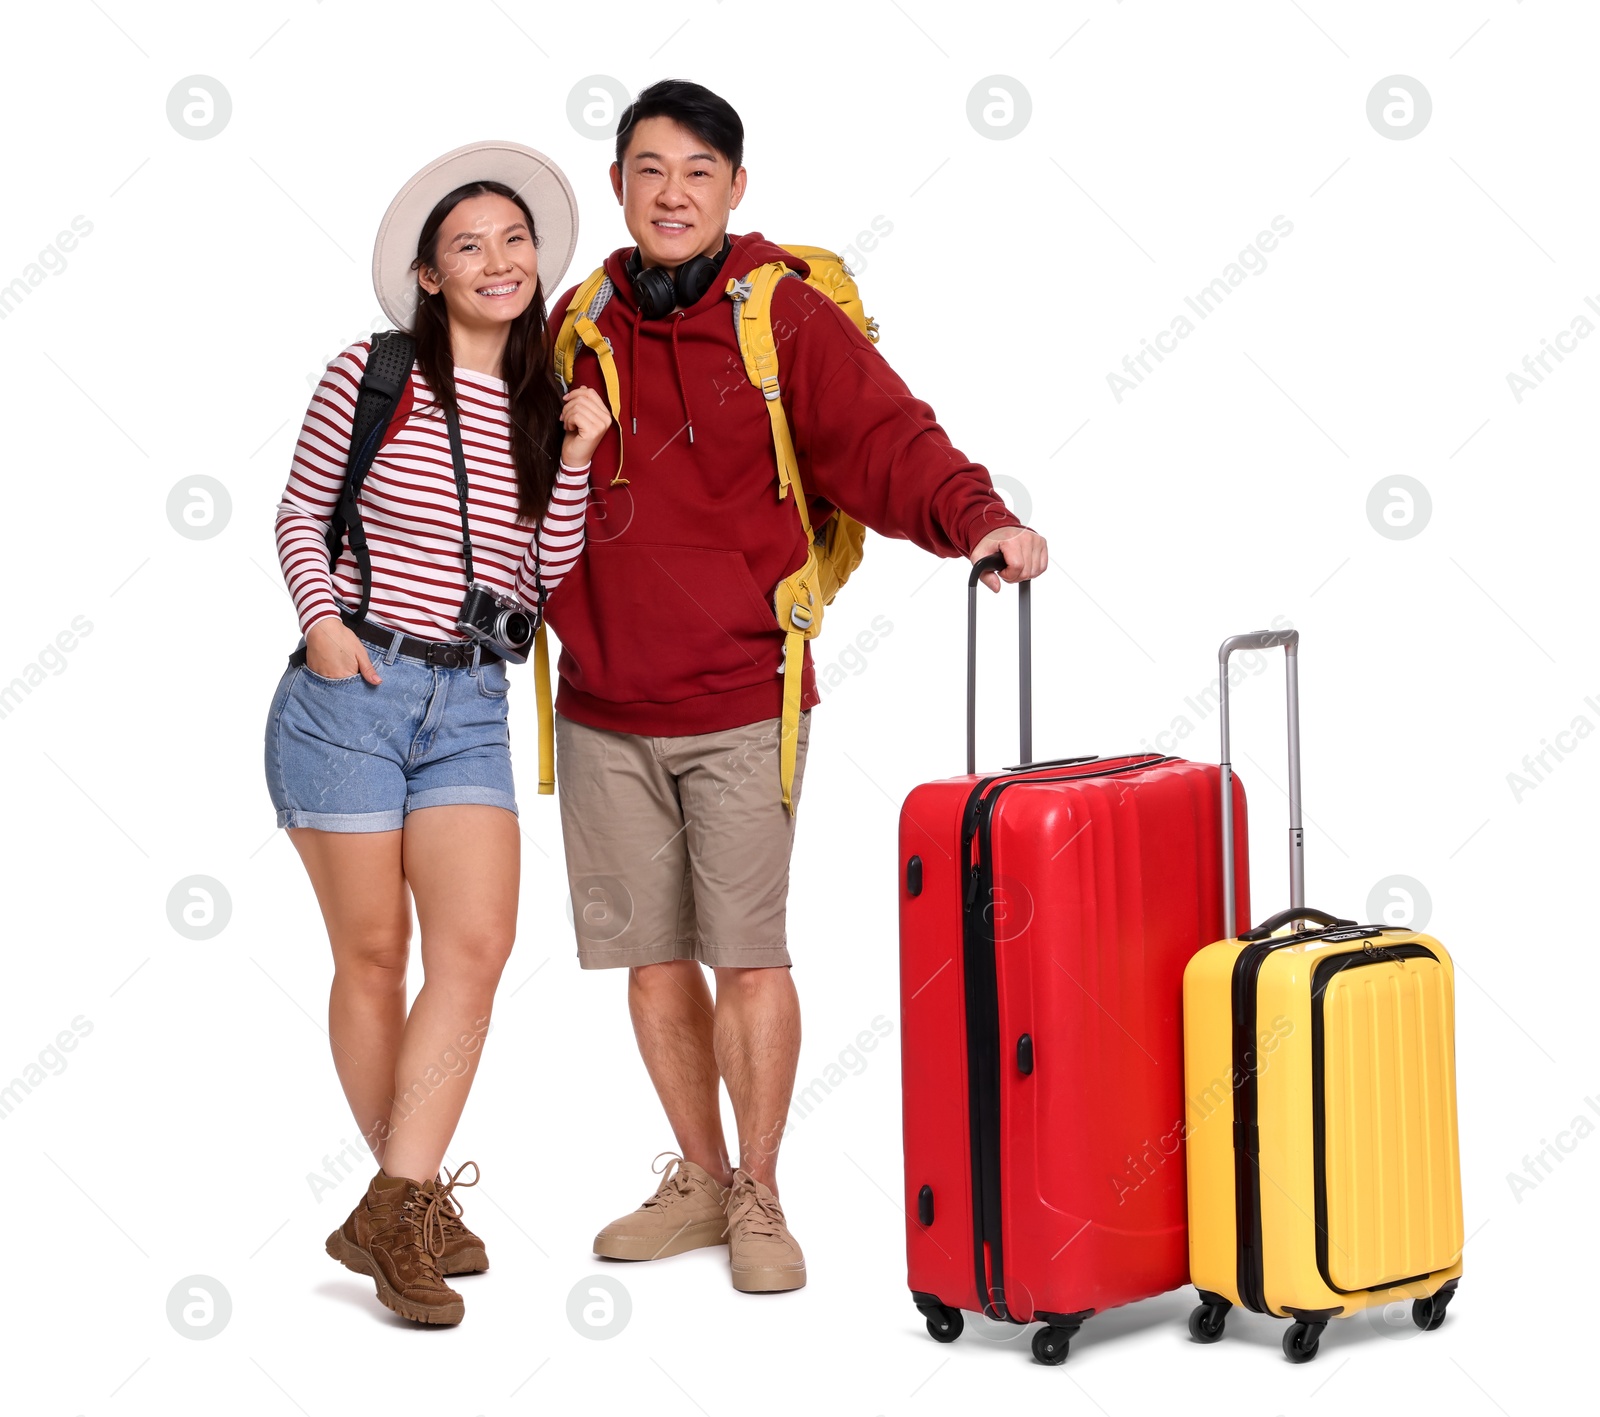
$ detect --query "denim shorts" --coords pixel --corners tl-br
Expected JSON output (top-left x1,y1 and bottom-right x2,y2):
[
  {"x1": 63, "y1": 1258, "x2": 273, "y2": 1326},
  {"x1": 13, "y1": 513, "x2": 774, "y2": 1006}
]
[{"x1": 264, "y1": 633, "x2": 517, "y2": 832}]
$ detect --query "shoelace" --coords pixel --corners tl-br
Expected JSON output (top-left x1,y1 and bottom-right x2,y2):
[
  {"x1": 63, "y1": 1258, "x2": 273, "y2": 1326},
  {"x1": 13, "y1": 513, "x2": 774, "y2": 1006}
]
[
  {"x1": 433, "y1": 1159, "x2": 481, "y2": 1237},
  {"x1": 370, "y1": 1184, "x2": 448, "y2": 1281},
  {"x1": 726, "y1": 1172, "x2": 786, "y2": 1241},
  {"x1": 420, "y1": 1161, "x2": 480, "y2": 1256},
  {"x1": 640, "y1": 1151, "x2": 697, "y2": 1211}
]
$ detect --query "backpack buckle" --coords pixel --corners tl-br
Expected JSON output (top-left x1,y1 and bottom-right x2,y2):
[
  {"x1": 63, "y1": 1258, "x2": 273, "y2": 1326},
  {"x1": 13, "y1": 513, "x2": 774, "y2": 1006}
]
[{"x1": 760, "y1": 374, "x2": 781, "y2": 402}]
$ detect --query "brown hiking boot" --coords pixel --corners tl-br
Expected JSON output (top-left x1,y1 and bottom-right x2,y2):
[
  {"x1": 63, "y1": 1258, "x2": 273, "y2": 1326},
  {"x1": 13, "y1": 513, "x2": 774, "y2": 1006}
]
[
  {"x1": 725, "y1": 1169, "x2": 806, "y2": 1293},
  {"x1": 593, "y1": 1152, "x2": 729, "y2": 1261},
  {"x1": 432, "y1": 1161, "x2": 488, "y2": 1275},
  {"x1": 326, "y1": 1171, "x2": 464, "y2": 1324}
]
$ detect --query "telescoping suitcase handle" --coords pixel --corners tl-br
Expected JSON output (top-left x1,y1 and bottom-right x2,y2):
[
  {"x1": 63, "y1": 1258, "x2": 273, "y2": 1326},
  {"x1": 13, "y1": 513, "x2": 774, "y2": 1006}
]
[
  {"x1": 1217, "y1": 628, "x2": 1305, "y2": 941},
  {"x1": 967, "y1": 554, "x2": 1032, "y2": 774}
]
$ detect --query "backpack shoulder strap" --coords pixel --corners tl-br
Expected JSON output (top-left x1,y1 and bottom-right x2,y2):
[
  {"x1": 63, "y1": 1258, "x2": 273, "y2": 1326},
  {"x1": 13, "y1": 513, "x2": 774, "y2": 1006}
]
[
  {"x1": 534, "y1": 622, "x2": 555, "y2": 795},
  {"x1": 346, "y1": 331, "x2": 415, "y2": 470},
  {"x1": 544, "y1": 276, "x2": 617, "y2": 796},
  {"x1": 553, "y1": 267, "x2": 627, "y2": 484},
  {"x1": 326, "y1": 330, "x2": 415, "y2": 625},
  {"x1": 726, "y1": 262, "x2": 812, "y2": 534},
  {"x1": 725, "y1": 257, "x2": 871, "y2": 814},
  {"x1": 726, "y1": 262, "x2": 820, "y2": 814},
  {"x1": 554, "y1": 268, "x2": 612, "y2": 385}
]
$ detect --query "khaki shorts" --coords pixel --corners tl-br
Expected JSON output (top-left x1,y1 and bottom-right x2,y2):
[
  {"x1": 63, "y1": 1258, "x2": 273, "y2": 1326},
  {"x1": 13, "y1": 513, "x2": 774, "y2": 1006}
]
[{"x1": 555, "y1": 711, "x2": 811, "y2": 970}]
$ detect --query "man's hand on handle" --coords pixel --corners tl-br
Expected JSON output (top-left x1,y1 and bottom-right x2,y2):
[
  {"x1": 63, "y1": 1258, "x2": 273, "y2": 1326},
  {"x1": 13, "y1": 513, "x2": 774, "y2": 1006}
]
[{"x1": 970, "y1": 525, "x2": 1048, "y2": 592}]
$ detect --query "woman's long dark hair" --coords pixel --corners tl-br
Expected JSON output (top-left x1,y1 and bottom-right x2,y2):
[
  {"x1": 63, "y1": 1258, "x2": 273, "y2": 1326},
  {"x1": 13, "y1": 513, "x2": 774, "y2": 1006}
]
[{"x1": 409, "y1": 180, "x2": 563, "y2": 522}]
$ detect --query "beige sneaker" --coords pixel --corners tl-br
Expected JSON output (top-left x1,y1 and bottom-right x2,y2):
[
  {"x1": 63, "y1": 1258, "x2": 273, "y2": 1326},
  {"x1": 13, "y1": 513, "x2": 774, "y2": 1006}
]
[
  {"x1": 593, "y1": 1153, "x2": 730, "y2": 1261},
  {"x1": 725, "y1": 1169, "x2": 806, "y2": 1293}
]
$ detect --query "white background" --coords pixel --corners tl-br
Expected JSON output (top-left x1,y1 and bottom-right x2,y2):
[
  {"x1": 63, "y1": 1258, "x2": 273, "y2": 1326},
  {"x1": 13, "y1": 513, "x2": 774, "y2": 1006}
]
[{"x1": 1, "y1": 1, "x2": 1593, "y2": 1413}]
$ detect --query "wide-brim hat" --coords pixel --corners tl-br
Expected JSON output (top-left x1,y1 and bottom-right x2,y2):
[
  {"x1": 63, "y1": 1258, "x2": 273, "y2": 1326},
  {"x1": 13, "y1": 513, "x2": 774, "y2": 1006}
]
[{"x1": 372, "y1": 140, "x2": 579, "y2": 329}]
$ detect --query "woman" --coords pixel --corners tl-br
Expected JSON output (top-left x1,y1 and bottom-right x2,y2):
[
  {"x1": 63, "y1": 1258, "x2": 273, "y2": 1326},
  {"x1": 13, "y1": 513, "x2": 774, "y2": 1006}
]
[{"x1": 264, "y1": 142, "x2": 607, "y2": 1326}]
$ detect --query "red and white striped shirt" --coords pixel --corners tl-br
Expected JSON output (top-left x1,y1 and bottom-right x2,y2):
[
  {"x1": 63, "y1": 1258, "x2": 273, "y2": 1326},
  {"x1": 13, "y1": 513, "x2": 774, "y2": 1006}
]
[{"x1": 275, "y1": 341, "x2": 589, "y2": 641}]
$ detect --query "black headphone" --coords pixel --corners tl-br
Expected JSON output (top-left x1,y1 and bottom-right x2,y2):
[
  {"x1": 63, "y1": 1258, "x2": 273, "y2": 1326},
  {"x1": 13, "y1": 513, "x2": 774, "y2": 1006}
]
[{"x1": 626, "y1": 236, "x2": 733, "y2": 320}]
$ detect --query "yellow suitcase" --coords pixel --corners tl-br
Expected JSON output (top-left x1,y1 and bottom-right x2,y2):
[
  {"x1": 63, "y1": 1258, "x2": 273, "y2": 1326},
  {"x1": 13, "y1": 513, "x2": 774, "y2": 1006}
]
[{"x1": 1182, "y1": 631, "x2": 1464, "y2": 1362}]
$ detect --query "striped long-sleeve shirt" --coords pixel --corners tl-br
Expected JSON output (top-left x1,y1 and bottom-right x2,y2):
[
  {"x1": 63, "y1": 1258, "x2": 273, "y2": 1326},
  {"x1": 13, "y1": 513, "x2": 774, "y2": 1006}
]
[{"x1": 275, "y1": 341, "x2": 588, "y2": 641}]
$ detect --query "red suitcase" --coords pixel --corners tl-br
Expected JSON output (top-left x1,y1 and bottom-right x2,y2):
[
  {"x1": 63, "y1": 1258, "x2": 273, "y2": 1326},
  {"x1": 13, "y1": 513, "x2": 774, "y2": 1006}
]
[{"x1": 898, "y1": 557, "x2": 1251, "y2": 1364}]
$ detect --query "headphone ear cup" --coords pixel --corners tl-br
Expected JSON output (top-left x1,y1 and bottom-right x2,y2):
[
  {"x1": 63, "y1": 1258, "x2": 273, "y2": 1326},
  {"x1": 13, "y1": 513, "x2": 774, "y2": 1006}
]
[
  {"x1": 629, "y1": 236, "x2": 733, "y2": 317},
  {"x1": 673, "y1": 254, "x2": 718, "y2": 310},
  {"x1": 633, "y1": 265, "x2": 678, "y2": 320}
]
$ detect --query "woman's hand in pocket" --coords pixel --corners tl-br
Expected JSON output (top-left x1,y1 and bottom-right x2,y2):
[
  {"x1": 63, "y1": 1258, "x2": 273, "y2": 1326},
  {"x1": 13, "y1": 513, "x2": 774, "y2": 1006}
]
[
  {"x1": 306, "y1": 618, "x2": 381, "y2": 683},
  {"x1": 560, "y1": 385, "x2": 611, "y2": 467}
]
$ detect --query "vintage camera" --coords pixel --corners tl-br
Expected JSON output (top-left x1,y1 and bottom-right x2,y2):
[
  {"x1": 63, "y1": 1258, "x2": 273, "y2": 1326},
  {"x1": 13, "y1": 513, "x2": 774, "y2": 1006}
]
[{"x1": 456, "y1": 581, "x2": 536, "y2": 663}]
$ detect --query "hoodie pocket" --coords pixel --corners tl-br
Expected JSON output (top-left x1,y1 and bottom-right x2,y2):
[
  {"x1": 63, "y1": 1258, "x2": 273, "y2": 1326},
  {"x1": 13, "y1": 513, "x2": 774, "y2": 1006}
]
[{"x1": 574, "y1": 541, "x2": 780, "y2": 704}]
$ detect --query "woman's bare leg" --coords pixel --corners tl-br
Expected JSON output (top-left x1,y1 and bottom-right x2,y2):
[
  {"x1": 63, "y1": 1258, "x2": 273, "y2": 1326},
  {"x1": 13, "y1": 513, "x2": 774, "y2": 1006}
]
[
  {"x1": 379, "y1": 804, "x2": 519, "y2": 1182},
  {"x1": 288, "y1": 825, "x2": 411, "y2": 1166}
]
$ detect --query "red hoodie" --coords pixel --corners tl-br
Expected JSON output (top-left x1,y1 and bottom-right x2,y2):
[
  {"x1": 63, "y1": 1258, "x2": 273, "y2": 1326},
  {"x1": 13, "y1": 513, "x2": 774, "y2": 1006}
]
[{"x1": 545, "y1": 232, "x2": 1020, "y2": 737}]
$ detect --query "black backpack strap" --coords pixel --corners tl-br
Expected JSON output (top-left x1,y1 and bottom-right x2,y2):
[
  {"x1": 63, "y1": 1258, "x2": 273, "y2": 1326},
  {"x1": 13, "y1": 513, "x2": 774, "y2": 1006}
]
[{"x1": 324, "y1": 331, "x2": 416, "y2": 625}]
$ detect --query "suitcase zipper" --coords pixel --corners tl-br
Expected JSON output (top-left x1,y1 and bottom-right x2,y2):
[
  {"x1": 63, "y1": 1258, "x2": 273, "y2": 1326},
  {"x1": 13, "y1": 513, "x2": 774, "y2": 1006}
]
[
  {"x1": 1231, "y1": 938, "x2": 1282, "y2": 1314},
  {"x1": 1230, "y1": 932, "x2": 1431, "y2": 1314},
  {"x1": 958, "y1": 754, "x2": 1173, "y2": 1322},
  {"x1": 953, "y1": 769, "x2": 1018, "y2": 1319}
]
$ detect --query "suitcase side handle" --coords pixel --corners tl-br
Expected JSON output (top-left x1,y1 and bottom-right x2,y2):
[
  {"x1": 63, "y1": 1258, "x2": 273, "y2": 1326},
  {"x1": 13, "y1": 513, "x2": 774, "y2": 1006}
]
[
  {"x1": 1218, "y1": 628, "x2": 1303, "y2": 940},
  {"x1": 967, "y1": 554, "x2": 1032, "y2": 775}
]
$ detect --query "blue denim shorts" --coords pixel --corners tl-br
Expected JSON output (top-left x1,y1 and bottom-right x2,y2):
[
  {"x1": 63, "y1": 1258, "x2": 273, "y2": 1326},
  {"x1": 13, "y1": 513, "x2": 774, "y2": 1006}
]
[{"x1": 264, "y1": 633, "x2": 517, "y2": 832}]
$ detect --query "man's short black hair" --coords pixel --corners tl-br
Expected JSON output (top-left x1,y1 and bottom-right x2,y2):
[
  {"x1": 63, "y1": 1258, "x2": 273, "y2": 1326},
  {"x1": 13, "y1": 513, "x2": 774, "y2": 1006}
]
[{"x1": 615, "y1": 79, "x2": 744, "y2": 171}]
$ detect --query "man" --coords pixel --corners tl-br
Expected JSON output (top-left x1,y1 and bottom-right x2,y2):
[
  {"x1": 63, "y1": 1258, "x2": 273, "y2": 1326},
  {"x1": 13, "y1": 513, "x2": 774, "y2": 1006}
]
[{"x1": 545, "y1": 79, "x2": 1047, "y2": 1293}]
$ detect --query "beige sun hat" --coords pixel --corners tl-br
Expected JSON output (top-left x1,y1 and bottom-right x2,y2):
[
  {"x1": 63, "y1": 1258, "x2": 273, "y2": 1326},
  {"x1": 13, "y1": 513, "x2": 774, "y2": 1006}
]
[{"x1": 371, "y1": 140, "x2": 580, "y2": 329}]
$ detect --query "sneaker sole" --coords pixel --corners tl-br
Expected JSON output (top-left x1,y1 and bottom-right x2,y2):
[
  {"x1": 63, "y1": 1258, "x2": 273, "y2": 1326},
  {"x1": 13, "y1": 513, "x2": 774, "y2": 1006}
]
[
  {"x1": 325, "y1": 1229, "x2": 465, "y2": 1325},
  {"x1": 593, "y1": 1217, "x2": 728, "y2": 1261},
  {"x1": 731, "y1": 1263, "x2": 807, "y2": 1293}
]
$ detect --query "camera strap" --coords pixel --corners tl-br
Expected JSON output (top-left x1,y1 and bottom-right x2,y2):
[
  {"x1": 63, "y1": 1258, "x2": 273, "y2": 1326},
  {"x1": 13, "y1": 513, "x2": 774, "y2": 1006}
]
[
  {"x1": 444, "y1": 405, "x2": 547, "y2": 617},
  {"x1": 444, "y1": 407, "x2": 477, "y2": 587}
]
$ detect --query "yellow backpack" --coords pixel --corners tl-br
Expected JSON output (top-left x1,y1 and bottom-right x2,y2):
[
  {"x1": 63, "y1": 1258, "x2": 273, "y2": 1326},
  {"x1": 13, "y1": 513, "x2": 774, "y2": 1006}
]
[{"x1": 552, "y1": 244, "x2": 875, "y2": 812}]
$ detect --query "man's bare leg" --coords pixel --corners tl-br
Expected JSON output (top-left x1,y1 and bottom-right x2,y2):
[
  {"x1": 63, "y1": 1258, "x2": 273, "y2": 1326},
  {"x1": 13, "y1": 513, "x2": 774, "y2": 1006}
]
[
  {"x1": 628, "y1": 960, "x2": 733, "y2": 1186},
  {"x1": 712, "y1": 964, "x2": 801, "y2": 1193}
]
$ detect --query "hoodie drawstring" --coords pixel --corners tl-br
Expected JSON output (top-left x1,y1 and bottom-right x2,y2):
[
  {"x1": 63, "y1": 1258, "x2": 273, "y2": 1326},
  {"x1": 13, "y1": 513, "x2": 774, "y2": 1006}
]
[
  {"x1": 621, "y1": 295, "x2": 698, "y2": 474},
  {"x1": 628, "y1": 307, "x2": 640, "y2": 437},
  {"x1": 669, "y1": 316, "x2": 695, "y2": 445}
]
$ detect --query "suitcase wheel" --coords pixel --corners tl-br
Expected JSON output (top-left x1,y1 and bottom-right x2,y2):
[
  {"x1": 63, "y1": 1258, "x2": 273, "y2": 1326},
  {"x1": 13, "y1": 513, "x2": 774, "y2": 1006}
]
[
  {"x1": 1188, "y1": 1301, "x2": 1229, "y2": 1344},
  {"x1": 1412, "y1": 1287, "x2": 1455, "y2": 1332},
  {"x1": 1031, "y1": 1326, "x2": 1072, "y2": 1366},
  {"x1": 917, "y1": 1301, "x2": 964, "y2": 1343},
  {"x1": 1282, "y1": 1320, "x2": 1325, "y2": 1363}
]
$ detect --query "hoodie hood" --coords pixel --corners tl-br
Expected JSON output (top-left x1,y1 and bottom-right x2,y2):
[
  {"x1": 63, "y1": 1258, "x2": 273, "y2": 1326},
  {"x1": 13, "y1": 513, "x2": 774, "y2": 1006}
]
[{"x1": 599, "y1": 233, "x2": 807, "y2": 445}]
